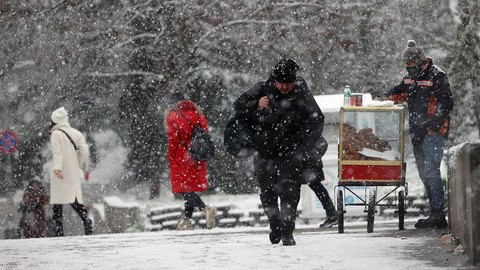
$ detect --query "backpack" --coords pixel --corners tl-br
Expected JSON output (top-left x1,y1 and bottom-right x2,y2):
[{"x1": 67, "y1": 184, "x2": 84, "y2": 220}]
[
  {"x1": 178, "y1": 111, "x2": 215, "y2": 161},
  {"x1": 316, "y1": 135, "x2": 328, "y2": 157},
  {"x1": 223, "y1": 113, "x2": 255, "y2": 158},
  {"x1": 303, "y1": 136, "x2": 328, "y2": 183}
]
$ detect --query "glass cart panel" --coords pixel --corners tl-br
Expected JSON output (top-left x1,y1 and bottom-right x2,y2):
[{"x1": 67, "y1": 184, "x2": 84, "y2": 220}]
[{"x1": 338, "y1": 106, "x2": 405, "y2": 186}]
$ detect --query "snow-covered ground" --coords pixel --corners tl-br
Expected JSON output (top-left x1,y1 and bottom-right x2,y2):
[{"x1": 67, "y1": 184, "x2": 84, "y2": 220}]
[
  {"x1": 1, "y1": 184, "x2": 472, "y2": 269},
  {"x1": 0, "y1": 221, "x2": 470, "y2": 270}
]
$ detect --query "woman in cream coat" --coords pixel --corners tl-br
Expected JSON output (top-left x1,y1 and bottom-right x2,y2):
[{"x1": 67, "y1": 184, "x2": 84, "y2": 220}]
[{"x1": 49, "y1": 106, "x2": 92, "y2": 236}]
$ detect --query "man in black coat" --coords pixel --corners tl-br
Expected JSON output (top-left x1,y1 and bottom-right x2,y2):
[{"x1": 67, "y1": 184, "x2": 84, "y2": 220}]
[{"x1": 234, "y1": 59, "x2": 335, "y2": 245}]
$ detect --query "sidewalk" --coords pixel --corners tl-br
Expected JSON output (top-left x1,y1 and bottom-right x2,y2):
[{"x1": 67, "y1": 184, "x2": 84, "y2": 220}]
[{"x1": 0, "y1": 219, "x2": 475, "y2": 270}]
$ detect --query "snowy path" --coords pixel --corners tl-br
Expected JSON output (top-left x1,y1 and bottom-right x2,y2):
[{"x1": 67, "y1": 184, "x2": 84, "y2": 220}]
[{"x1": 0, "y1": 222, "x2": 466, "y2": 270}]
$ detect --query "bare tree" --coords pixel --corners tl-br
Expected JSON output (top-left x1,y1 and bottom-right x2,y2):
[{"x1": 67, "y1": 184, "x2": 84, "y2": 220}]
[
  {"x1": 0, "y1": 0, "x2": 467, "y2": 196},
  {"x1": 449, "y1": 0, "x2": 480, "y2": 143}
]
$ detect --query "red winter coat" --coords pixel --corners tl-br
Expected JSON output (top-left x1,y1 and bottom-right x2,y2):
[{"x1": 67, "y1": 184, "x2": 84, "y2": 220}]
[{"x1": 166, "y1": 100, "x2": 209, "y2": 193}]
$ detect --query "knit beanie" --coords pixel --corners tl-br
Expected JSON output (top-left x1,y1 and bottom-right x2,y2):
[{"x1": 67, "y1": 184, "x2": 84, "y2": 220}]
[
  {"x1": 51, "y1": 106, "x2": 69, "y2": 124},
  {"x1": 402, "y1": 40, "x2": 426, "y2": 64},
  {"x1": 272, "y1": 59, "x2": 299, "y2": 83}
]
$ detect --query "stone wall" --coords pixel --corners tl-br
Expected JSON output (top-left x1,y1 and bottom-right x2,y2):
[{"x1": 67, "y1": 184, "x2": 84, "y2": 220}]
[{"x1": 448, "y1": 142, "x2": 480, "y2": 266}]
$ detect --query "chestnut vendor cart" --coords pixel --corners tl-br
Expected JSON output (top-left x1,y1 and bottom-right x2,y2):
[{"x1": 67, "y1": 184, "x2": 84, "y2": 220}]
[{"x1": 336, "y1": 105, "x2": 407, "y2": 233}]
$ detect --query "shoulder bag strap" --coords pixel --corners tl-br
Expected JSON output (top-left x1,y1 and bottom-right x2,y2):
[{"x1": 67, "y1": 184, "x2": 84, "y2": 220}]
[
  {"x1": 175, "y1": 111, "x2": 199, "y2": 151},
  {"x1": 58, "y1": 129, "x2": 78, "y2": 151},
  {"x1": 177, "y1": 111, "x2": 195, "y2": 129},
  {"x1": 177, "y1": 110, "x2": 203, "y2": 128}
]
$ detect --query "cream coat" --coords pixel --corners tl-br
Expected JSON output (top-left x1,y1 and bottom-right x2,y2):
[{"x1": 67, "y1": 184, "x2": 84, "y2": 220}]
[{"x1": 49, "y1": 123, "x2": 90, "y2": 204}]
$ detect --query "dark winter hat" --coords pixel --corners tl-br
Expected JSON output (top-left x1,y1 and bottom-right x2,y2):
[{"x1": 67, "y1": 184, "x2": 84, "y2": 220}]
[
  {"x1": 402, "y1": 40, "x2": 426, "y2": 64},
  {"x1": 167, "y1": 92, "x2": 185, "y2": 106},
  {"x1": 272, "y1": 59, "x2": 300, "y2": 83}
]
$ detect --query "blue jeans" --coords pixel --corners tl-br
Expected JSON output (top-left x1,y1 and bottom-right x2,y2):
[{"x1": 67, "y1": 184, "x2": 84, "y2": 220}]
[{"x1": 412, "y1": 135, "x2": 446, "y2": 211}]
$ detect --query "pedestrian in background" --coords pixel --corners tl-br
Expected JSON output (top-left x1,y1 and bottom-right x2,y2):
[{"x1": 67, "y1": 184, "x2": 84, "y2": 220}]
[
  {"x1": 234, "y1": 59, "x2": 330, "y2": 245},
  {"x1": 19, "y1": 180, "x2": 49, "y2": 238},
  {"x1": 304, "y1": 136, "x2": 338, "y2": 228},
  {"x1": 164, "y1": 93, "x2": 217, "y2": 230},
  {"x1": 49, "y1": 106, "x2": 93, "y2": 236},
  {"x1": 378, "y1": 40, "x2": 454, "y2": 229}
]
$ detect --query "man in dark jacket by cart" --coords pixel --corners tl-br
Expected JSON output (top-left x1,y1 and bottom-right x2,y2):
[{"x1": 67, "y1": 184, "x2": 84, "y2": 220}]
[
  {"x1": 234, "y1": 59, "x2": 335, "y2": 245},
  {"x1": 379, "y1": 40, "x2": 454, "y2": 229}
]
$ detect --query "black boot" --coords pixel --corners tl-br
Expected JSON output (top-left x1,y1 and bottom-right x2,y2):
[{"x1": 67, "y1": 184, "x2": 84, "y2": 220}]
[
  {"x1": 415, "y1": 210, "x2": 447, "y2": 229},
  {"x1": 52, "y1": 204, "x2": 64, "y2": 237},
  {"x1": 281, "y1": 233, "x2": 296, "y2": 246},
  {"x1": 54, "y1": 220, "x2": 64, "y2": 237},
  {"x1": 270, "y1": 230, "x2": 281, "y2": 244},
  {"x1": 72, "y1": 201, "x2": 93, "y2": 235},
  {"x1": 269, "y1": 219, "x2": 281, "y2": 244},
  {"x1": 84, "y1": 218, "x2": 93, "y2": 235},
  {"x1": 280, "y1": 216, "x2": 296, "y2": 246}
]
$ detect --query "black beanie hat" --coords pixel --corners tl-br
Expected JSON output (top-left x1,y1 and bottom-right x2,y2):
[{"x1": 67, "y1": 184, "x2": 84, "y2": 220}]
[
  {"x1": 167, "y1": 92, "x2": 185, "y2": 106},
  {"x1": 272, "y1": 59, "x2": 299, "y2": 83},
  {"x1": 403, "y1": 40, "x2": 426, "y2": 64}
]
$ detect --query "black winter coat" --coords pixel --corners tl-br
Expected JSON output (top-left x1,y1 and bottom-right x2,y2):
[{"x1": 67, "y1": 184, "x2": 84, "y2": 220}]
[
  {"x1": 234, "y1": 76, "x2": 324, "y2": 162},
  {"x1": 381, "y1": 58, "x2": 454, "y2": 145}
]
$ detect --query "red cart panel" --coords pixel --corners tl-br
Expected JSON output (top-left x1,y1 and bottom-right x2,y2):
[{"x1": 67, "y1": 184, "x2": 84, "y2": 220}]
[{"x1": 341, "y1": 164, "x2": 402, "y2": 181}]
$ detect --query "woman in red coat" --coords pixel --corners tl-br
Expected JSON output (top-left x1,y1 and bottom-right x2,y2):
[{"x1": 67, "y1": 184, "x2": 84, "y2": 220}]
[{"x1": 165, "y1": 93, "x2": 216, "y2": 230}]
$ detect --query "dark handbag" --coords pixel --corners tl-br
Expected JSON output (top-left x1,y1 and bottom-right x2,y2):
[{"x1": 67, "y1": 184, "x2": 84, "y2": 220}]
[
  {"x1": 223, "y1": 113, "x2": 255, "y2": 158},
  {"x1": 177, "y1": 111, "x2": 215, "y2": 161},
  {"x1": 315, "y1": 135, "x2": 328, "y2": 157},
  {"x1": 303, "y1": 136, "x2": 328, "y2": 183}
]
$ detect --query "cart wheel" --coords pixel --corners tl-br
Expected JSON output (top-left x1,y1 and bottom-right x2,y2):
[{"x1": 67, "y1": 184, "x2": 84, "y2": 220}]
[
  {"x1": 337, "y1": 189, "x2": 344, "y2": 233},
  {"x1": 398, "y1": 190, "x2": 405, "y2": 230},
  {"x1": 367, "y1": 189, "x2": 376, "y2": 233}
]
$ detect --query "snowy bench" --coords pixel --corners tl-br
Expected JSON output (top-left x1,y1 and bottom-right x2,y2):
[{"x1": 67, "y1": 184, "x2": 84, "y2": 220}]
[{"x1": 103, "y1": 196, "x2": 140, "y2": 233}]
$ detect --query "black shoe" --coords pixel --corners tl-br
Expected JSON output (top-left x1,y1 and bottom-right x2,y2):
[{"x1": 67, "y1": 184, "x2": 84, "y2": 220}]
[
  {"x1": 54, "y1": 221, "x2": 64, "y2": 237},
  {"x1": 84, "y1": 219, "x2": 93, "y2": 235},
  {"x1": 414, "y1": 211, "x2": 447, "y2": 229},
  {"x1": 319, "y1": 215, "x2": 338, "y2": 228},
  {"x1": 282, "y1": 234, "x2": 296, "y2": 246},
  {"x1": 414, "y1": 217, "x2": 428, "y2": 226},
  {"x1": 269, "y1": 219, "x2": 281, "y2": 244},
  {"x1": 269, "y1": 230, "x2": 281, "y2": 244}
]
